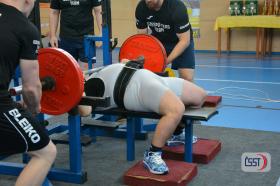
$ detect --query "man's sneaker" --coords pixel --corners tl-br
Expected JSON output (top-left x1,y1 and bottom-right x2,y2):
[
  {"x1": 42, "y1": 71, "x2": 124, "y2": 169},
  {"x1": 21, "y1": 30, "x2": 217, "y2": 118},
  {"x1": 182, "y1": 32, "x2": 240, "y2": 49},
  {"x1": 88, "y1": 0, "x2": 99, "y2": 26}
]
[
  {"x1": 166, "y1": 131, "x2": 198, "y2": 146},
  {"x1": 143, "y1": 150, "x2": 169, "y2": 175}
]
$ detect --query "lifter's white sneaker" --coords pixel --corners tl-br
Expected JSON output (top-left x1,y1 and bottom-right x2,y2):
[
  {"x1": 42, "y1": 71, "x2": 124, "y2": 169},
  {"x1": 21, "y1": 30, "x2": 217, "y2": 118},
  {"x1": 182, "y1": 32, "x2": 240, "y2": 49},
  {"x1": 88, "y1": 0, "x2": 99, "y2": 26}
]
[
  {"x1": 143, "y1": 150, "x2": 169, "y2": 175},
  {"x1": 166, "y1": 131, "x2": 198, "y2": 146}
]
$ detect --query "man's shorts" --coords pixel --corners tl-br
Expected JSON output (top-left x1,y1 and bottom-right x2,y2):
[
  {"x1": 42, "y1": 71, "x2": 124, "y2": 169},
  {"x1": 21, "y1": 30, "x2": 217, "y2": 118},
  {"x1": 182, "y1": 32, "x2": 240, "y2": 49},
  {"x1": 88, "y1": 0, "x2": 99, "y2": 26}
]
[
  {"x1": 0, "y1": 96, "x2": 50, "y2": 156},
  {"x1": 163, "y1": 39, "x2": 195, "y2": 69},
  {"x1": 59, "y1": 37, "x2": 87, "y2": 63}
]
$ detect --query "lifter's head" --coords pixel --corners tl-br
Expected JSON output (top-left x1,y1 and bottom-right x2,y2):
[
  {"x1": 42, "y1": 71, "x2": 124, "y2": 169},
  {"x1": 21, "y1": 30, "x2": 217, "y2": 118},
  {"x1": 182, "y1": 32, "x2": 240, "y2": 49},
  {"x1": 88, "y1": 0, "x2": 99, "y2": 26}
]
[
  {"x1": 145, "y1": 0, "x2": 163, "y2": 11},
  {"x1": 0, "y1": 0, "x2": 35, "y2": 17},
  {"x1": 84, "y1": 77, "x2": 105, "y2": 97}
]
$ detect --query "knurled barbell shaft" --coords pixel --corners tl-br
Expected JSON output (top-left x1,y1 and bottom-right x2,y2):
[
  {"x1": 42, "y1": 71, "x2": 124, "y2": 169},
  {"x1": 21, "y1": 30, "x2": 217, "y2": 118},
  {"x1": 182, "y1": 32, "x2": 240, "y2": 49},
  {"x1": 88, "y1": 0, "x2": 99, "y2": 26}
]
[
  {"x1": 83, "y1": 66, "x2": 104, "y2": 75},
  {"x1": 9, "y1": 66, "x2": 105, "y2": 96}
]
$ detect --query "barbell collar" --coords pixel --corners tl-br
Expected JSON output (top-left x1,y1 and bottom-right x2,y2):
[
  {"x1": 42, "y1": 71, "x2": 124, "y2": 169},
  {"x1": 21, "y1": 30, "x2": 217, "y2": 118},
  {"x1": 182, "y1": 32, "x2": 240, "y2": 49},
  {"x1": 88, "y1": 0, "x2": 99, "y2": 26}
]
[{"x1": 41, "y1": 76, "x2": 56, "y2": 91}]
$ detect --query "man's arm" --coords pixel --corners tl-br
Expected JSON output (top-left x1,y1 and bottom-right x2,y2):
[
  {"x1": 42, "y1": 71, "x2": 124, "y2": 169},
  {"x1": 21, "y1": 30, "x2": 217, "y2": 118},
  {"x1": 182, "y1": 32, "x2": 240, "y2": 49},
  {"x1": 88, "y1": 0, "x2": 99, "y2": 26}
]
[
  {"x1": 135, "y1": 1, "x2": 148, "y2": 34},
  {"x1": 49, "y1": 9, "x2": 60, "y2": 47},
  {"x1": 167, "y1": 0, "x2": 192, "y2": 64},
  {"x1": 137, "y1": 28, "x2": 148, "y2": 34},
  {"x1": 20, "y1": 59, "x2": 42, "y2": 114},
  {"x1": 167, "y1": 30, "x2": 190, "y2": 64},
  {"x1": 92, "y1": 5, "x2": 102, "y2": 35}
]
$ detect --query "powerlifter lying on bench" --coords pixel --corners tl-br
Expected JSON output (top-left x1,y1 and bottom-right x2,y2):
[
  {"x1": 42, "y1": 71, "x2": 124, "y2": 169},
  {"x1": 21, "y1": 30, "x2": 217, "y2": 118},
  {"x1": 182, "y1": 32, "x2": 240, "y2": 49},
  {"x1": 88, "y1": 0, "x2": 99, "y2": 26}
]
[{"x1": 78, "y1": 60, "x2": 207, "y2": 175}]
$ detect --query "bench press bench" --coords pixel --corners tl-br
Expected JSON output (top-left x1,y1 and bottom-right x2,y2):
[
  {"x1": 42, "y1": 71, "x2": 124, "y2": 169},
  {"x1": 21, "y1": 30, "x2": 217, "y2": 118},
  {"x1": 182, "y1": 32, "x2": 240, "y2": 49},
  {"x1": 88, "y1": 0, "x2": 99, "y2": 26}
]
[{"x1": 91, "y1": 106, "x2": 218, "y2": 162}]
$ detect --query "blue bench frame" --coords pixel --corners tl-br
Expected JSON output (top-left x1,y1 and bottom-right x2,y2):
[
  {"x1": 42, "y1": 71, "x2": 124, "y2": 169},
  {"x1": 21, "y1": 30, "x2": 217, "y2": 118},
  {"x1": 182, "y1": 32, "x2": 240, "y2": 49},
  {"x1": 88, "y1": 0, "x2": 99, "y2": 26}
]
[{"x1": 91, "y1": 107, "x2": 218, "y2": 162}]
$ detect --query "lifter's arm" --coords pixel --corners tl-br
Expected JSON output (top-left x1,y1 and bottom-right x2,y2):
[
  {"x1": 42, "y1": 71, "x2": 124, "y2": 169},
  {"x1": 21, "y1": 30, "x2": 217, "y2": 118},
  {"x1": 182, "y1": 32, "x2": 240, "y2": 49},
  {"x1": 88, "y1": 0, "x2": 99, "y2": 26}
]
[{"x1": 20, "y1": 59, "x2": 42, "y2": 114}]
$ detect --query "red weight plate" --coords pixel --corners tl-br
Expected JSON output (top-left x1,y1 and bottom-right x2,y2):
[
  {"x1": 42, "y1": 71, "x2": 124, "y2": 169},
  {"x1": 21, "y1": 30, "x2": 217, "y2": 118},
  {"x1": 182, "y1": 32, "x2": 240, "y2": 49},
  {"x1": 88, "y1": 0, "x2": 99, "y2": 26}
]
[
  {"x1": 38, "y1": 48, "x2": 84, "y2": 115},
  {"x1": 119, "y1": 34, "x2": 167, "y2": 73}
]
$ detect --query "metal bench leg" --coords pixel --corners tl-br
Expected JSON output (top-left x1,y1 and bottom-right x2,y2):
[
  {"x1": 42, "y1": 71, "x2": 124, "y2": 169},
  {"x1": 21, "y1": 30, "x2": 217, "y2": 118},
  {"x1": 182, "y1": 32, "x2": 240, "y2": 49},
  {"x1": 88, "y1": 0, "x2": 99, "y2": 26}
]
[
  {"x1": 42, "y1": 178, "x2": 53, "y2": 186},
  {"x1": 126, "y1": 117, "x2": 135, "y2": 161},
  {"x1": 68, "y1": 115, "x2": 82, "y2": 172},
  {"x1": 184, "y1": 119, "x2": 193, "y2": 162}
]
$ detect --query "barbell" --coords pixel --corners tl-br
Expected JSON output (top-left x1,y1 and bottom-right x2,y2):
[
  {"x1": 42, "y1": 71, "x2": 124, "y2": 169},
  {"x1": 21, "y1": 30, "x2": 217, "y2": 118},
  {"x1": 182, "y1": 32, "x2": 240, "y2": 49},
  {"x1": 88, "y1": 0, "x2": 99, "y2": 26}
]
[
  {"x1": 119, "y1": 34, "x2": 175, "y2": 77},
  {"x1": 10, "y1": 48, "x2": 107, "y2": 115},
  {"x1": 10, "y1": 34, "x2": 173, "y2": 115},
  {"x1": 119, "y1": 34, "x2": 167, "y2": 73}
]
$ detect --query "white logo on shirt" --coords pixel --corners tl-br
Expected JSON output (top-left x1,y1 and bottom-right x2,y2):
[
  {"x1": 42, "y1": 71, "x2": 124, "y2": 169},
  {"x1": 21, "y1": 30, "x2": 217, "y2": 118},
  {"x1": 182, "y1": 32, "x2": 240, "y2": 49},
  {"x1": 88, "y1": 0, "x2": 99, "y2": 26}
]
[
  {"x1": 136, "y1": 19, "x2": 140, "y2": 26},
  {"x1": 33, "y1": 40, "x2": 40, "y2": 45},
  {"x1": 33, "y1": 40, "x2": 40, "y2": 54},
  {"x1": 0, "y1": 13, "x2": 2, "y2": 17},
  {"x1": 147, "y1": 15, "x2": 153, "y2": 20},
  {"x1": 62, "y1": 0, "x2": 80, "y2": 5},
  {"x1": 147, "y1": 22, "x2": 170, "y2": 33},
  {"x1": 8, "y1": 108, "x2": 41, "y2": 143},
  {"x1": 70, "y1": 0, "x2": 80, "y2": 5},
  {"x1": 179, "y1": 23, "x2": 189, "y2": 30}
]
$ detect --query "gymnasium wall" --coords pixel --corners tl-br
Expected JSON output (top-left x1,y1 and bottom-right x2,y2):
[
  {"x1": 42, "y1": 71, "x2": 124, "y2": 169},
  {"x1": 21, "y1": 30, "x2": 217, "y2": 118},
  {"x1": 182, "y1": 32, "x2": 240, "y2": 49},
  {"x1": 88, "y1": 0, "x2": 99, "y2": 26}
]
[
  {"x1": 198, "y1": 0, "x2": 280, "y2": 52},
  {"x1": 110, "y1": 0, "x2": 280, "y2": 52},
  {"x1": 40, "y1": 0, "x2": 280, "y2": 52}
]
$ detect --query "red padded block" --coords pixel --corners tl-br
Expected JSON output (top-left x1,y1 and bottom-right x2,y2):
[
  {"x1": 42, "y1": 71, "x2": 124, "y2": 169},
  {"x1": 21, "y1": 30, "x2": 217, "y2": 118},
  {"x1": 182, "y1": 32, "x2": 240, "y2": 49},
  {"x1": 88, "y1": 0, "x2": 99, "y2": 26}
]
[
  {"x1": 203, "y1": 96, "x2": 222, "y2": 107},
  {"x1": 162, "y1": 139, "x2": 222, "y2": 164},
  {"x1": 123, "y1": 160, "x2": 197, "y2": 186}
]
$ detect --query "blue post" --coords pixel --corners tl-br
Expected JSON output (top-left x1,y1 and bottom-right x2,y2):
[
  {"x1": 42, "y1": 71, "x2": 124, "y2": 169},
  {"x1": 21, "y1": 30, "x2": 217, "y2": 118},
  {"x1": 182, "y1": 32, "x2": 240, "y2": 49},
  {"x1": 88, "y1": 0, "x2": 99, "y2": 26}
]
[
  {"x1": 37, "y1": 113, "x2": 45, "y2": 122},
  {"x1": 68, "y1": 115, "x2": 82, "y2": 172},
  {"x1": 102, "y1": 26, "x2": 112, "y2": 66},
  {"x1": 184, "y1": 119, "x2": 193, "y2": 162},
  {"x1": 84, "y1": 33, "x2": 112, "y2": 67},
  {"x1": 134, "y1": 118, "x2": 144, "y2": 133},
  {"x1": 14, "y1": 66, "x2": 21, "y2": 101},
  {"x1": 42, "y1": 178, "x2": 53, "y2": 186},
  {"x1": 126, "y1": 117, "x2": 136, "y2": 161},
  {"x1": 84, "y1": 37, "x2": 96, "y2": 70}
]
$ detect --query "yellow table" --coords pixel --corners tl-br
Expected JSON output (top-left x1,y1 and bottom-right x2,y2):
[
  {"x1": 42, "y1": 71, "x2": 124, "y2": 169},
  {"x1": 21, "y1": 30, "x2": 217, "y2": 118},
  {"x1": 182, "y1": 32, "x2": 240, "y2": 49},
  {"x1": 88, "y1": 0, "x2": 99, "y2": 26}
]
[{"x1": 214, "y1": 16, "x2": 280, "y2": 57}]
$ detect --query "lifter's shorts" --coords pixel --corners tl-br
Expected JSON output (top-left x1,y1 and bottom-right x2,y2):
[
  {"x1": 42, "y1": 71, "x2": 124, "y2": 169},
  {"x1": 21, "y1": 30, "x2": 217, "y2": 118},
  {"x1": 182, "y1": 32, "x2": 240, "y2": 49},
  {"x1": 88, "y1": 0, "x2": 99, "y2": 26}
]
[
  {"x1": 124, "y1": 69, "x2": 184, "y2": 113},
  {"x1": 0, "y1": 96, "x2": 50, "y2": 156}
]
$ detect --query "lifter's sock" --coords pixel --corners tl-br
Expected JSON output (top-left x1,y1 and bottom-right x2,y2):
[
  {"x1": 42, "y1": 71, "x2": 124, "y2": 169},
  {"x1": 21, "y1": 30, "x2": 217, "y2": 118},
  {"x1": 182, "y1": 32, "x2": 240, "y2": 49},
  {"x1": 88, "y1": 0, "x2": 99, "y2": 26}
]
[
  {"x1": 149, "y1": 144, "x2": 162, "y2": 153},
  {"x1": 173, "y1": 125, "x2": 184, "y2": 136}
]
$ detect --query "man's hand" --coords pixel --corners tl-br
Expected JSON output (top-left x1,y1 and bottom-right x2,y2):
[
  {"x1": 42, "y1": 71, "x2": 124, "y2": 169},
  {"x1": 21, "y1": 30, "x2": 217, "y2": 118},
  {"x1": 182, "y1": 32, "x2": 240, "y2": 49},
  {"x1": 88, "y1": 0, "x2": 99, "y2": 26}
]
[
  {"x1": 95, "y1": 34, "x2": 103, "y2": 48},
  {"x1": 17, "y1": 100, "x2": 41, "y2": 115},
  {"x1": 49, "y1": 36, "x2": 58, "y2": 48},
  {"x1": 166, "y1": 57, "x2": 172, "y2": 65}
]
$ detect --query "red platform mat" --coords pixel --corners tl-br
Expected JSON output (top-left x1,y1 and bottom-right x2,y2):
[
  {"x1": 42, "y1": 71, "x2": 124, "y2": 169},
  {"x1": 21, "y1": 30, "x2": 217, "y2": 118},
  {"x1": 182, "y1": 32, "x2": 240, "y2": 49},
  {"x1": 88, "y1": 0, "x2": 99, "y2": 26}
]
[
  {"x1": 123, "y1": 160, "x2": 197, "y2": 186},
  {"x1": 162, "y1": 139, "x2": 222, "y2": 164},
  {"x1": 203, "y1": 96, "x2": 222, "y2": 107}
]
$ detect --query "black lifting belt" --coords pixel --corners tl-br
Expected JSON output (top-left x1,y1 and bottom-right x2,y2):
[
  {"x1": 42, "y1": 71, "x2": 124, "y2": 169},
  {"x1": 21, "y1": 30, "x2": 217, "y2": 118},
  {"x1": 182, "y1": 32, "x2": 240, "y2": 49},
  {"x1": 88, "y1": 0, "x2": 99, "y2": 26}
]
[{"x1": 113, "y1": 59, "x2": 144, "y2": 108}]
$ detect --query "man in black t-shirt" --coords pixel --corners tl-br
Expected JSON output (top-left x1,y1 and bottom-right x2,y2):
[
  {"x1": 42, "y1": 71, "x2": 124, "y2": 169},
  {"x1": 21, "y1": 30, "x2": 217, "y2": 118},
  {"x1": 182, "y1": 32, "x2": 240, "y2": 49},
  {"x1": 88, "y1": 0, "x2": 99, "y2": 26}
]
[
  {"x1": 135, "y1": 0, "x2": 196, "y2": 174},
  {"x1": 49, "y1": 0, "x2": 102, "y2": 69},
  {"x1": 135, "y1": 0, "x2": 195, "y2": 81},
  {"x1": 0, "y1": 0, "x2": 57, "y2": 185}
]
